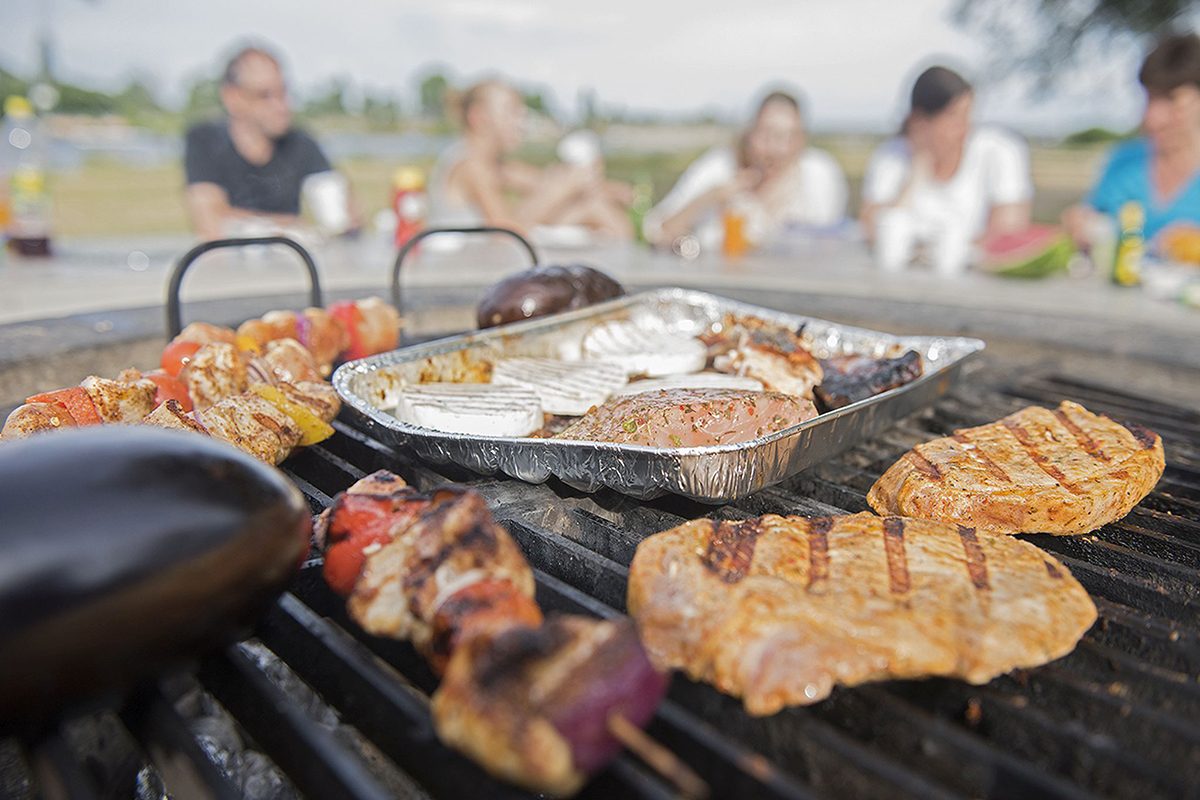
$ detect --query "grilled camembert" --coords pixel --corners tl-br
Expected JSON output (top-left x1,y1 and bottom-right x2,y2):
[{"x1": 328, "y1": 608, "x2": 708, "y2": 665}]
[{"x1": 395, "y1": 384, "x2": 543, "y2": 437}]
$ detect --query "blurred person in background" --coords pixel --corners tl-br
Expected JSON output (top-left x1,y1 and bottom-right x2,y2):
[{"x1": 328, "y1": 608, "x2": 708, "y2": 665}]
[
  {"x1": 643, "y1": 90, "x2": 847, "y2": 252},
  {"x1": 860, "y1": 66, "x2": 1033, "y2": 274},
  {"x1": 184, "y1": 44, "x2": 355, "y2": 240},
  {"x1": 427, "y1": 79, "x2": 632, "y2": 239},
  {"x1": 1063, "y1": 33, "x2": 1200, "y2": 260}
]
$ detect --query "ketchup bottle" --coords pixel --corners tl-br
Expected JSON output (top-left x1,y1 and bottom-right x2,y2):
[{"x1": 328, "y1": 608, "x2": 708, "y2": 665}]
[{"x1": 392, "y1": 167, "x2": 427, "y2": 248}]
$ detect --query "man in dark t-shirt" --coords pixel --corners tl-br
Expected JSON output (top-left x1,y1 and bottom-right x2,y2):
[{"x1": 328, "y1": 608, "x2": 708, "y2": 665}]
[{"x1": 183, "y1": 45, "x2": 348, "y2": 239}]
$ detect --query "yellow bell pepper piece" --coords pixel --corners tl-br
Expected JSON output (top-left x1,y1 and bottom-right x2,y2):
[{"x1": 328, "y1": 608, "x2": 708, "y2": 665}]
[
  {"x1": 235, "y1": 334, "x2": 263, "y2": 354},
  {"x1": 251, "y1": 384, "x2": 334, "y2": 446}
]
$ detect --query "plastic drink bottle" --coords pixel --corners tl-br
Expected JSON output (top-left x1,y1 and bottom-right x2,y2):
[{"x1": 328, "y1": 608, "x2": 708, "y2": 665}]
[
  {"x1": 629, "y1": 175, "x2": 653, "y2": 245},
  {"x1": 1112, "y1": 201, "x2": 1144, "y2": 287},
  {"x1": 392, "y1": 167, "x2": 427, "y2": 248},
  {"x1": 3, "y1": 96, "x2": 52, "y2": 256}
]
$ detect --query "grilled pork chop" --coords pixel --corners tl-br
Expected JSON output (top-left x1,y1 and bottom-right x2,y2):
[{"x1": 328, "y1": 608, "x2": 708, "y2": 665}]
[
  {"x1": 553, "y1": 388, "x2": 817, "y2": 447},
  {"x1": 628, "y1": 512, "x2": 1096, "y2": 716},
  {"x1": 868, "y1": 401, "x2": 1165, "y2": 535}
]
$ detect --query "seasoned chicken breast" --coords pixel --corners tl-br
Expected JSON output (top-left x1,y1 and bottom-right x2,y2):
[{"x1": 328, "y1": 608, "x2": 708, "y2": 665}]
[{"x1": 554, "y1": 388, "x2": 816, "y2": 447}]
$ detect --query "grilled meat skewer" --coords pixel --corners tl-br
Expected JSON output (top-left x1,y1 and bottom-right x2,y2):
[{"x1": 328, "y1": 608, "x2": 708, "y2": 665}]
[{"x1": 318, "y1": 471, "x2": 691, "y2": 797}]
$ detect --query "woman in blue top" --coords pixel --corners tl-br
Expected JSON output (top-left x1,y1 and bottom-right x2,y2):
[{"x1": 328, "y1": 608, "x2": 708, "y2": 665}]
[{"x1": 1065, "y1": 33, "x2": 1200, "y2": 252}]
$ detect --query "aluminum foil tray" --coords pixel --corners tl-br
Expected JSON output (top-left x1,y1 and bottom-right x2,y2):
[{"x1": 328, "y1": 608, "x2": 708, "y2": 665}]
[{"x1": 333, "y1": 288, "x2": 985, "y2": 503}]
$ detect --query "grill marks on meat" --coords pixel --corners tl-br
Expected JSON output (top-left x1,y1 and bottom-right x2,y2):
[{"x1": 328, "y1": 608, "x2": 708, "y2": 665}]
[
  {"x1": 1000, "y1": 419, "x2": 1086, "y2": 496},
  {"x1": 349, "y1": 487, "x2": 535, "y2": 657},
  {"x1": 701, "y1": 518, "x2": 762, "y2": 582},
  {"x1": 881, "y1": 517, "x2": 911, "y2": 595},
  {"x1": 868, "y1": 401, "x2": 1165, "y2": 535},
  {"x1": 1052, "y1": 408, "x2": 1109, "y2": 461},
  {"x1": 951, "y1": 432, "x2": 1012, "y2": 483},
  {"x1": 627, "y1": 512, "x2": 1097, "y2": 716},
  {"x1": 957, "y1": 525, "x2": 990, "y2": 590},
  {"x1": 1121, "y1": 420, "x2": 1159, "y2": 450},
  {"x1": 807, "y1": 517, "x2": 832, "y2": 591}
]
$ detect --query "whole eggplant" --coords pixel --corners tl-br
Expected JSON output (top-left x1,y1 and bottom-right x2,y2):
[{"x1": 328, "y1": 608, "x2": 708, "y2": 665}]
[
  {"x1": 476, "y1": 264, "x2": 625, "y2": 329},
  {"x1": 0, "y1": 426, "x2": 311, "y2": 728}
]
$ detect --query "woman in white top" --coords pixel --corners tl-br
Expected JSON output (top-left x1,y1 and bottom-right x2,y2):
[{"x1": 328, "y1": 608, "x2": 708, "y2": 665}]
[
  {"x1": 643, "y1": 91, "x2": 848, "y2": 251},
  {"x1": 860, "y1": 66, "x2": 1033, "y2": 274},
  {"x1": 428, "y1": 79, "x2": 632, "y2": 239}
]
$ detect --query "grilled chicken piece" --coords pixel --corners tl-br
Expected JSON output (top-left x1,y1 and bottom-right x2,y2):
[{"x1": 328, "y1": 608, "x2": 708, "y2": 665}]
[
  {"x1": 554, "y1": 388, "x2": 816, "y2": 447},
  {"x1": 814, "y1": 350, "x2": 923, "y2": 411},
  {"x1": 432, "y1": 615, "x2": 667, "y2": 797},
  {"x1": 174, "y1": 321, "x2": 236, "y2": 346},
  {"x1": 0, "y1": 402, "x2": 78, "y2": 439},
  {"x1": 142, "y1": 398, "x2": 208, "y2": 434},
  {"x1": 279, "y1": 380, "x2": 342, "y2": 421},
  {"x1": 183, "y1": 343, "x2": 249, "y2": 410},
  {"x1": 868, "y1": 400, "x2": 1165, "y2": 535},
  {"x1": 262, "y1": 338, "x2": 324, "y2": 383},
  {"x1": 299, "y1": 307, "x2": 352, "y2": 374},
  {"x1": 354, "y1": 296, "x2": 402, "y2": 357},
  {"x1": 707, "y1": 316, "x2": 824, "y2": 400},
  {"x1": 348, "y1": 487, "x2": 535, "y2": 656},
  {"x1": 345, "y1": 469, "x2": 408, "y2": 495},
  {"x1": 628, "y1": 512, "x2": 1096, "y2": 716},
  {"x1": 239, "y1": 307, "x2": 350, "y2": 375},
  {"x1": 197, "y1": 393, "x2": 302, "y2": 464},
  {"x1": 81, "y1": 374, "x2": 157, "y2": 423}
]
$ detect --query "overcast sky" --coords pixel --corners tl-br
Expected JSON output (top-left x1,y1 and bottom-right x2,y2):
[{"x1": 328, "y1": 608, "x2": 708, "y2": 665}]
[{"x1": 0, "y1": 0, "x2": 1154, "y2": 135}]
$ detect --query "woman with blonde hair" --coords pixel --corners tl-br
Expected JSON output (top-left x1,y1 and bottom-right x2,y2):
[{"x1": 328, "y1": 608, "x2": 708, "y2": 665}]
[{"x1": 428, "y1": 79, "x2": 632, "y2": 239}]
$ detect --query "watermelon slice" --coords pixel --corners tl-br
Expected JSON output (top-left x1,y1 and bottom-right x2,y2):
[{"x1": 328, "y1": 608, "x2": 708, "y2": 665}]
[{"x1": 980, "y1": 225, "x2": 1075, "y2": 279}]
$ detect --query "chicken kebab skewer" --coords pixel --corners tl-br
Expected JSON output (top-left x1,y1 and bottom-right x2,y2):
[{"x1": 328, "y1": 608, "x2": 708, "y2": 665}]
[
  {"x1": 1, "y1": 339, "x2": 341, "y2": 466},
  {"x1": 316, "y1": 470, "x2": 707, "y2": 799},
  {"x1": 162, "y1": 296, "x2": 401, "y2": 379}
]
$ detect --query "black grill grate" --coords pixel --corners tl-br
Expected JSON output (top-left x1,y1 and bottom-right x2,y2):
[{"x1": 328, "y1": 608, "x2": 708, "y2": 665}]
[{"x1": 6, "y1": 370, "x2": 1199, "y2": 800}]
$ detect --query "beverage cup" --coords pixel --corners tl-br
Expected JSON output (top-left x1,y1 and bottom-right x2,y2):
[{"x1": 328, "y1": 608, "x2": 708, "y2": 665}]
[
  {"x1": 931, "y1": 222, "x2": 971, "y2": 277},
  {"x1": 557, "y1": 130, "x2": 601, "y2": 167},
  {"x1": 874, "y1": 208, "x2": 916, "y2": 272},
  {"x1": 303, "y1": 171, "x2": 351, "y2": 235}
]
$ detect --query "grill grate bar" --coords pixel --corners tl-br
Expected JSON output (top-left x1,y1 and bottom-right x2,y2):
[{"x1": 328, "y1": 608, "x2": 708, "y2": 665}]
[
  {"x1": 28, "y1": 729, "x2": 100, "y2": 800},
  {"x1": 257, "y1": 593, "x2": 536, "y2": 800},
  {"x1": 1065, "y1": 638, "x2": 1200, "y2": 719},
  {"x1": 886, "y1": 678, "x2": 1189, "y2": 798},
  {"x1": 1008, "y1": 376, "x2": 1200, "y2": 425},
  {"x1": 119, "y1": 684, "x2": 242, "y2": 800},
  {"x1": 197, "y1": 644, "x2": 394, "y2": 800},
  {"x1": 827, "y1": 685, "x2": 1099, "y2": 800},
  {"x1": 299, "y1": 369, "x2": 1200, "y2": 800}
]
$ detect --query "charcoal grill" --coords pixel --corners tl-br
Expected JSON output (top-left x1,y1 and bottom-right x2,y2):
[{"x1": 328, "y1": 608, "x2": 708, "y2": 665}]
[{"x1": 3, "y1": 357, "x2": 1198, "y2": 799}]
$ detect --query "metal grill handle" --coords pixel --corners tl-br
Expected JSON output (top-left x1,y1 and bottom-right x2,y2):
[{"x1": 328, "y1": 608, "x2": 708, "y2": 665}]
[
  {"x1": 166, "y1": 236, "x2": 324, "y2": 338},
  {"x1": 390, "y1": 226, "x2": 539, "y2": 326}
]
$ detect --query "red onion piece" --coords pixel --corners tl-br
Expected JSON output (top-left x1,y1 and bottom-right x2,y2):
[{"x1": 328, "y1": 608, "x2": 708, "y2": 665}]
[
  {"x1": 246, "y1": 359, "x2": 276, "y2": 386},
  {"x1": 546, "y1": 620, "x2": 669, "y2": 774},
  {"x1": 295, "y1": 315, "x2": 311, "y2": 349}
]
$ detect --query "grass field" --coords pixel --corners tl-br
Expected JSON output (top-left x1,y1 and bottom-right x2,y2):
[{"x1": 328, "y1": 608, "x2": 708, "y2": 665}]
[{"x1": 47, "y1": 140, "x2": 1108, "y2": 238}]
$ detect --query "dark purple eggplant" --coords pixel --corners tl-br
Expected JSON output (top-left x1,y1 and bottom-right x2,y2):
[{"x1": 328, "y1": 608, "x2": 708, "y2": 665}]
[
  {"x1": 476, "y1": 264, "x2": 625, "y2": 329},
  {"x1": 0, "y1": 426, "x2": 310, "y2": 727}
]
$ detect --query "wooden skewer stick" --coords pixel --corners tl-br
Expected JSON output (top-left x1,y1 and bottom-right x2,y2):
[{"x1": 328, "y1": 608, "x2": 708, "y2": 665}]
[{"x1": 607, "y1": 712, "x2": 709, "y2": 800}]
